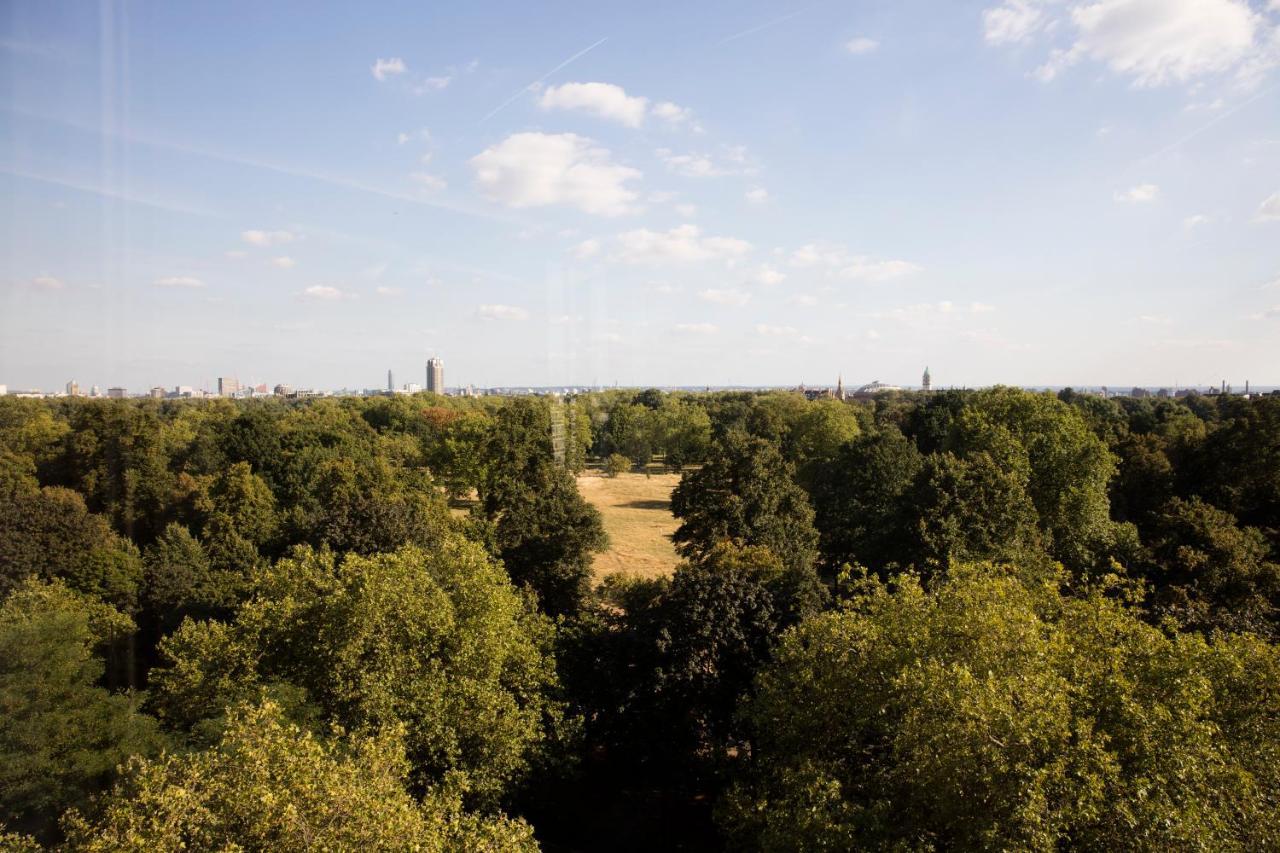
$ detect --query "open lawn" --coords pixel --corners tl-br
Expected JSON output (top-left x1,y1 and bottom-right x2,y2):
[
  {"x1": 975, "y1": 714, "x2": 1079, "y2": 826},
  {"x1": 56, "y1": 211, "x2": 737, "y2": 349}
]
[{"x1": 577, "y1": 469, "x2": 683, "y2": 580}]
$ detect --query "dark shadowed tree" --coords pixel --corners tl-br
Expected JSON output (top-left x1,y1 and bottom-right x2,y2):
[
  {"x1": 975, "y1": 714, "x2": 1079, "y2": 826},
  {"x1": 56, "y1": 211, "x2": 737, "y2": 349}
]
[{"x1": 671, "y1": 429, "x2": 818, "y2": 574}]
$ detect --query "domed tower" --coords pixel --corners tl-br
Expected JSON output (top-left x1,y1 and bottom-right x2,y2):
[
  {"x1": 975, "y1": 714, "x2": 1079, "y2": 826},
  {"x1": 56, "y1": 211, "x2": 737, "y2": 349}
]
[{"x1": 922, "y1": 366, "x2": 931, "y2": 392}]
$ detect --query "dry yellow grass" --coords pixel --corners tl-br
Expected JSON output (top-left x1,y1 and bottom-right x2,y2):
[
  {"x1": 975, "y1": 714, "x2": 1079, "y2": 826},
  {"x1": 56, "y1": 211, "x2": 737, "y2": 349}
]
[{"x1": 577, "y1": 469, "x2": 683, "y2": 580}]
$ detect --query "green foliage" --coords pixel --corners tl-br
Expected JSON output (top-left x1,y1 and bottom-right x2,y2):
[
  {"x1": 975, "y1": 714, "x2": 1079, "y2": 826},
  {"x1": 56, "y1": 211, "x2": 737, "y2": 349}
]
[
  {"x1": 603, "y1": 453, "x2": 631, "y2": 477},
  {"x1": 62, "y1": 700, "x2": 537, "y2": 851},
  {"x1": 0, "y1": 580, "x2": 162, "y2": 841},
  {"x1": 811, "y1": 426, "x2": 924, "y2": 572},
  {"x1": 671, "y1": 429, "x2": 818, "y2": 574},
  {"x1": 0, "y1": 485, "x2": 143, "y2": 613},
  {"x1": 151, "y1": 538, "x2": 562, "y2": 804},
  {"x1": 724, "y1": 564, "x2": 1280, "y2": 850},
  {"x1": 959, "y1": 388, "x2": 1118, "y2": 570},
  {"x1": 658, "y1": 399, "x2": 712, "y2": 470},
  {"x1": 906, "y1": 450, "x2": 1043, "y2": 569},
  {"x1": 483, "y1": 400, "x2": 607, "y2": 615},
  {"x1": 1184, "y1": 397, "x2": 1280, "y2": 547},
  {"x1": 142, "y1": 523, "x2": 238, "y2": 630},
  {"x1": 1142, "y1": 497, "x2": 1280, "y2": 636},
  {"x1": 493, "y1": 463, "x2": 608, "y2": 616}
]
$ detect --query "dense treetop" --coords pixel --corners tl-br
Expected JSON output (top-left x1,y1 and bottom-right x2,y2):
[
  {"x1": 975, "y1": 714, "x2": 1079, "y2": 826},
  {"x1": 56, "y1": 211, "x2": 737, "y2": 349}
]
[{"x1": 1, "y1": 387, "x2": 1279, "y2": 850}]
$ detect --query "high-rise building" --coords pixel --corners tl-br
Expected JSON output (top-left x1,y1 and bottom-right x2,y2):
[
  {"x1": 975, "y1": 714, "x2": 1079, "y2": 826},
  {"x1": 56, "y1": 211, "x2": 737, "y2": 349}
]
[
  {"x1": 217, "y1": 377, "x2": 240, "y2": 397},
  {"x1": 107, "y1": 387, "x2": 127, "y2": 399},
  {"x1": 65, "y1": 380, "x2": 80, "y2": 396},
  {"x1": 922, "y1": 366, "x2": 932, "y2": 392},
  {"x1": 387, "y1": 369, "x2": 394, "y2": 392},
  {"x1": 149, "y1": 386, "x2": 165, "y2": 399},
  {"x1": 426, "y1": 357, "x2": 444, "y2": 394},
  {"x1": 90, "y1": 385, "x2": 101, "y2": 397}
]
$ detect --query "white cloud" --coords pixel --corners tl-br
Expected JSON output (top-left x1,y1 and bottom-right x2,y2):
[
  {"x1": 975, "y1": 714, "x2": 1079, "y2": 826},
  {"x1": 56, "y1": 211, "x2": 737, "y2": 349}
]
[
  {"x1": 271, "y1": 256, "x2": 296, "y2": 269},
  {"x1": 840, "y1": 258, "x2": 923, "y2": 282},
  {"x1": 675, "y1": 203, "x2": 697, "y2": 218},
  {"x1": 700, "y1": 287, "x2": 752, "y2": 306},
  {"x1": 1070, "y1": 0, "x2": 1259, "y2": 86},
  {"x1": 225, "y1": 250, "x2": 247, "y2": 259},
  {"x1": 674, "y1": 322, "x2": 718, "y2": 334},
  {"x1": 302, "y1": 285, "x2": 344, "y2": 301},
  {"x1": 983, "y1": 0, "x2": 1046, "y2": 44},
  {"x1": 1115, "y1": 183, "x2": 1160, "y2": 203},
  {"x1": 409, "y1": 172, "x2": 447, "y2": 191},
  {"x1": 652, "y1": 101, "x2": 695, "y2": 125},
  {"x1": 1257, "y1": 191, "x2": 1280, "y2": 221},
  {"x1": 658, "y1": 150, "x2": 719, "y2": 177},
  {"x1": 745, "y1": 187, "x2": 769, "y2": 204},
  {"x1": 30, "y1": 275, "x2": 64, "y2": 290},
  {"x1": 987, "y1": 0, "x2": 1270, "y2": 87},
  {"x1": 756, "y1": 323, "x2": 798, "y2": 336},
  {"x1": 470, "y1": 132, "x2": 641, "y2": 216},
  {"x1": 788, "y1": 243, "x2": 922, "y2": 282},
  {"x1": 655, "y1": 145, "x2": 754, "y2": 178},
  {"x1": 540, "y1": 82, "x2": 649, "y2": 127},
  {"x1": 155, "y1": 276, "x2": 204, "y2": 288},
  {"x1": 613, "y1": 224, "x2": 752, "y2": 264},
  {"x1": 371, "y1": 57, "x2": 407, "y2": 81},
  {"x1": 414, "y1": 75, "x2": 452, "y2": 93},
  {"x1": 398, "y1": 128, "x2": 430, "y2": 145},
  {"x1": 1184, "y1": 213, "x2": 1211, "y2": 229},
  {"x1": 571, "y1": 238, "x2": 601, "y2": 259},
  {"x1": 478, "y1": 303, "x2": 528, "y2": 321},
  {"x1": 1137, "y1": 313, "x2": 1174, "y2": 324},
  {"x1": 792, "y1": 294, "x2": 819, "y2": 307},
  {"x1": 241, "y1": 229, "x2": 296, "y2": 247},
  {"x1": 790, "y1": 243, "x2": 846, "y2": 267},
  {"x1": 845, "y1": 36, "x2": 880, "y2": 54},
  {"x1": 753, "y1": 265, "x2": 787, "y2": 286},
  {"x1": 375, "y1": 286, "x2": 404, "y2": 296}
]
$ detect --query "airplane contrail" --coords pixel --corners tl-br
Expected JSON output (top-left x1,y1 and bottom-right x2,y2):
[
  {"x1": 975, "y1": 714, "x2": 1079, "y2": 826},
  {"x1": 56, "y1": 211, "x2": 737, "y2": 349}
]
[
  {"x1": 718, "y1": 10, "x2": 805, "y2": 46},
  {"x1": 481, "y1": 36, "x2": 608, "y2": 123}
]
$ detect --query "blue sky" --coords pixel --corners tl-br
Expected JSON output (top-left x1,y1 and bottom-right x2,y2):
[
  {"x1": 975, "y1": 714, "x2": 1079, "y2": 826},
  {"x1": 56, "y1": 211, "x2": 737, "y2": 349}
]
[{"x1": 2, "y1": 0, "x2": 1279, "y2": 391}]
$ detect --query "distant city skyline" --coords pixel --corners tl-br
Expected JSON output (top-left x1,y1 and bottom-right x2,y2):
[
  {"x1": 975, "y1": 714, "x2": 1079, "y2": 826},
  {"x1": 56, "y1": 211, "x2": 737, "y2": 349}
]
[{"x1": 3, "y1": 1, "x2": 1279, "y2": 390}]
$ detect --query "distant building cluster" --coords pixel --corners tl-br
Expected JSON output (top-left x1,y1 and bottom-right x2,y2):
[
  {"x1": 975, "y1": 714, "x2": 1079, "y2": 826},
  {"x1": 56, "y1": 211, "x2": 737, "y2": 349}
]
[
  {"x1": 794, "y1": 369, "x2": 929, "y2": 401},
  {"x1": 3, "y1": 360, "x2": 1277, "y2": 400}
]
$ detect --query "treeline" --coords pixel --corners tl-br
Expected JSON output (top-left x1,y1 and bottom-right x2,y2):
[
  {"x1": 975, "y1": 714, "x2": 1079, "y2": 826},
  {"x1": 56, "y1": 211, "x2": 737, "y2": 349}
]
[{"x1": 0, "y1": 387, "x2": 1278, "y2": 850}]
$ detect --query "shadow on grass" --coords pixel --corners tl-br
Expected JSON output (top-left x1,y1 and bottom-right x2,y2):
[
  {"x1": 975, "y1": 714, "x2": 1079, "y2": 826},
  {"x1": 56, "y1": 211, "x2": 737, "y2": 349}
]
[{"x1": 616, "y1": 499, "x2": 671, "y2": 510}]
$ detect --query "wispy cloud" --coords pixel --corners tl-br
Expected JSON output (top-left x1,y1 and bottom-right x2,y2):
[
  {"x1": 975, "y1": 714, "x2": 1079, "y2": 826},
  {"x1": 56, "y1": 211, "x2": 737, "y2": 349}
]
[
  {"x1": 371, "y1": 57, "x2": 406, "y2": 81},
  {"x1": 478, "y1": 303, "x2": 528, "y2": 320},
  {"x1": 242, "y1": 229, "x2": 296, "y2": 247},
  {"x1": 1114, "y1": 183, "x2": 1159, "y2": 203},
  {"x1": 301, "y1": 285, "x2": 345, "y2": 301},
  {"x1": 155, "y1": 276, "x2": 205, "y2": 288},
  {"x1": 31, "y1": 275, "x2": 65, "y2": 290}
]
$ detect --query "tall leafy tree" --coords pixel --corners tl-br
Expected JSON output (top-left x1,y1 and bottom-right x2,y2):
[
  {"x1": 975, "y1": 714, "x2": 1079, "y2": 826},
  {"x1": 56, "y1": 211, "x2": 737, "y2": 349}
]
[
  {"x1": 63, "y1": 700, "x2": 537, "y2": 851},
  {"x1": 0, "y1": 580, "x2": 162, "y2": 842},
  {"x1": 1142, "y1": 496, "x2": 1280, "y2": 637},
  {"x1": 151, "y1": 538, "x2": 562, "y2": 804},
  {"x1": 810, "y1": 426, "x2": 924, "y2": 573},
  {"x1": 723, "y1": 564, "x2": 1280, "y2": 850},
  {"x1": 671, "y1": 429, "x2": 819, "y2": 574}
]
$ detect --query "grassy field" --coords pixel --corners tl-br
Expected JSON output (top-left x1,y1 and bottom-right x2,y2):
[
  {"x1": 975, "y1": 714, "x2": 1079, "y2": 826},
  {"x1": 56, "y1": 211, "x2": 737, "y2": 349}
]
[{"x1": 577, "y1": 468, "x2": 683, "y2": 580}]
